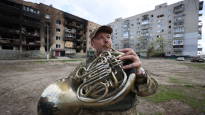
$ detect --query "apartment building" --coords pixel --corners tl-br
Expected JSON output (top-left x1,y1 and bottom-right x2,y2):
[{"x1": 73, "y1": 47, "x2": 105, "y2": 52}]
[
  {"x1": 109, "y1": 0, "x2": 203, "y2": 57},
  {"x1": 0, "y1": 0, "x2": 100, "y2": 59}
]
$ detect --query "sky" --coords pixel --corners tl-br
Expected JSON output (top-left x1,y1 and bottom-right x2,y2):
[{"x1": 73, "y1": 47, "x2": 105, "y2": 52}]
[{"x1": 25, "y1": 0, "x2": 205, "y2": 44}]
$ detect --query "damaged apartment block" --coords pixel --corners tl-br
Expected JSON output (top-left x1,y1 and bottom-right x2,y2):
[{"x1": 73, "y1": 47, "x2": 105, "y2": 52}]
[{"x1": 0, "y1": 0, "x2": 100, "y2": 59}]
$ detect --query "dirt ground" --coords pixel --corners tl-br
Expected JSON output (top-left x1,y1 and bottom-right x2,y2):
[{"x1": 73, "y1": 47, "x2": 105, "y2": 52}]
[{"x1": 0, "y1": 58, "x2": 204, "y2": 115}]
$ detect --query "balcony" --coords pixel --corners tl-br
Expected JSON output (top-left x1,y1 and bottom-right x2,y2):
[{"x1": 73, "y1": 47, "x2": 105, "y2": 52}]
[
  {"x1": 173, "y1": 27, "x2": 184, "y2": 34},
  {"x1": 23, "y1": 11, "x2": 40, "y2": 20},
  {"x1": 141, "y1": 20, "x2": 149, "y2": 25},
  {"x1": 65, "y1": 48, "x2": 76, "y2": 54},
  {"x1": 173, "y1": 34, "x2": 184, "y2": 38},
  {"x1": 173, "y1": 4, "x2": 185, "y2": 14},
  {"x1": 65, "y1": 41, "x2": 73, "y2": 48},
  {"x1": 141, "y1": 23, "x2": 150, "y2": 29},
  {"x1": 65, "y1": 28, "x2": 76, "y2": 33},
  {"x1": 173, "y1": 48, "x2": 183, "y2": 52},
  {"x1": 173, "y1": 45, "x2": 183, "y2": 51},
  {"x1": 198, "y1": 22, "x2": 203, "y2": 28},
  {"x1": 65, "y1": 22, "x2": 83, "y2": 29},
  {"x1": 0, "y1": 39, "x2": 10, "y2": 44},
  {"x1": 22, "y1": 19, "x2": 41, "y2": 27},
  {"x1": 173, "y1": 39, "x2": 183, "y2": 51},
  {"x1": 174, "y1": 21, "x2": 184, "y2": 26},
  {"x1": 64, "y1": 34, "x2": 76, "y2": 41},
  {"x1": 174, "y1": 31, "x2": 184, "y2": 34},
  {"x1": 174, "y1": 17, "x2": 184, "y2": 26}
]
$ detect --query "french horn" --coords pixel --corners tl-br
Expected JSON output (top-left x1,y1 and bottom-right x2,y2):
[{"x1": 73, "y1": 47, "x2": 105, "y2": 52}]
[{"x1": 37, "y1": 46, "x2": 136, "y2": 115}]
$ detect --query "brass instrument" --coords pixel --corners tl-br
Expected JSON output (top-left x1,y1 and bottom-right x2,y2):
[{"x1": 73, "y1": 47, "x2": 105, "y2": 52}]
[{"x1": 37, "y1": 46, "x2": 136, "y2": 115}]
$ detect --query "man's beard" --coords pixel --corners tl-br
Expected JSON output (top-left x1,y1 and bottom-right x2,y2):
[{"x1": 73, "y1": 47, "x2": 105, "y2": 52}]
[{"x1": 95, "y1": 47, "x2": 111, "y2": 55}]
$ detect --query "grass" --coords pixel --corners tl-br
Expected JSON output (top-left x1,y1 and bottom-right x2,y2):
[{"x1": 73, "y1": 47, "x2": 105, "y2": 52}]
[
  {"x1": 168, "y1": 76, "x2": 192, "y2": 85},
  {"x1": 145, "y1": 85, "x2": 205, "y2": 112},
  {"x1": 183, "y1": 63, "x2": 205, "y2": 70}
]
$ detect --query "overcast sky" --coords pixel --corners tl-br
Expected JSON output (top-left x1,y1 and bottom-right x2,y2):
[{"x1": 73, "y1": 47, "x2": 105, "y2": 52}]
[{"x1": 25, "y1": 0, "x2": 204, "y2": 41}]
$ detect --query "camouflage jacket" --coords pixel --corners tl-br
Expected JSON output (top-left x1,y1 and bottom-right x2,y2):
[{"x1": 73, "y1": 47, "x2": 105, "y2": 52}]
[{"x1": 69, "y1": 55, "x2": 158, "y2": 111}]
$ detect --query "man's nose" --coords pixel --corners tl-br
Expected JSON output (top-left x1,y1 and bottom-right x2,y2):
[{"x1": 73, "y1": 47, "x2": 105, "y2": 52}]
[{"x1": 104, "y1": 38, "x2": 109, "y2": 43}]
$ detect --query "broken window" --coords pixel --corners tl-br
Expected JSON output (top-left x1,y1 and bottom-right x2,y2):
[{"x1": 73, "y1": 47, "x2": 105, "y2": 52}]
[
  {"x1": 56, "y1": 44, "x2": 61, "y2": 48},
  {"x1": 56, "y1": 20, "x2": 61, "y2": 25},
  {"x1": 56, "y1": 36, "x2": 60, "y2": 40},
  {"x1": 56, "y1": 28, "x2": 61, "y2": 32}
]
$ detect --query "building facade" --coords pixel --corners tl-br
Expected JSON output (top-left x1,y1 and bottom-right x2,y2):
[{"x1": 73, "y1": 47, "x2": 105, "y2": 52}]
[
  {"x1": 109, "y1": 0, "x2": 203, "y2": 57},
  {"x1": 0, "y1": 0, "x2": 100, "y2": 59}
]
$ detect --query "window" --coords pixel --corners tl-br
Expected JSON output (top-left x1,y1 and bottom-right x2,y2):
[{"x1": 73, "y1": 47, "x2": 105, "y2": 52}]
[
  {"x1": 37, "y1": 10, "x2": 40, "y2": 14},
  {"x1": 56, "y1": 20, "x2": 61, "y2": 25},
  {"x1": 173, "y1": 40, "x2": 183, "y2": 45},
  {"x1": 123, "y1": 31, "x2": 129, "y2": 38},
  {"x1": 23, "y1": 6, "x2": 26, "y2": 11},
  {"x1": 56, "y1": 28, "x2": 61, "y2": 32},
  {"x1": 56, "y1": 36, "x2": 60, "y2": 40},
  {"x1": 56, "y1": 44, "x2": 61, "y2": 48},
  {"x1": 23, "y1": 6, "x2": 40, "y2": 14},
  {"x1": 174, "y1": 26, "x2": 184, "y2": 33},
  {"x1": 198, "y1": 48, "x2": 202, "y2": 51},
  {"x1": 157, "y1": 14, "x2": 164, "y2": 18},
  {"x1": 2, "y1": 45, "x2": 13, "y2": 50}
]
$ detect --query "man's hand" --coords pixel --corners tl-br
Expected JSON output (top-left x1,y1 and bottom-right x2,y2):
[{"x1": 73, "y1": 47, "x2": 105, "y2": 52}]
[{"x1": 118, "y1": 48, "x2": 142, "y2": 74}]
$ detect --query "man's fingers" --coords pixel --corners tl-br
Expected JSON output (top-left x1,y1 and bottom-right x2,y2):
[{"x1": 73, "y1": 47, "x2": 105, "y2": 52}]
[
  {"x1": 125, "y1": 51, "x2": 137, "y2": 56},
  {"x1": 118, "y1": 48, "x2": 132, "y2": 53},
  {"x1": 119, "y1": 55, "x2": 136, "y2": 61},
  {"x1": 122, "y1": 62, "x2": 141, "y2": 70}
]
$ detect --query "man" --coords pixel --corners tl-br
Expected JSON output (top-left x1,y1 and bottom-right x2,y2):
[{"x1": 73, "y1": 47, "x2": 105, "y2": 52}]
[{"x1": 71, "y1": 26, "x2": 158, "y2": 115}]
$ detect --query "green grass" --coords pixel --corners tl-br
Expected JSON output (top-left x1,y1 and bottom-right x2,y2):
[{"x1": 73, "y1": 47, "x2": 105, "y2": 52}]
[
  {"x1": 145, "y1": 85, "x2": 205, "y2": 112},
  {"x1": 168, "y1": 76, "x2": 193, "y2": 85},
  {"x1": 183, "y1": 63, "x2": 205, "y2": 70}
]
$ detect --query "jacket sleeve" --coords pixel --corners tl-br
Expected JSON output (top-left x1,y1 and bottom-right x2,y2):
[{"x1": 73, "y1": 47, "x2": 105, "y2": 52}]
[{"x1": 134, "y1": 68, "x2": 158, "y2": 97}]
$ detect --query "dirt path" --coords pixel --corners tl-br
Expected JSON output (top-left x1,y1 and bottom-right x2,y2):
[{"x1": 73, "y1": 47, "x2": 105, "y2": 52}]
[
  {"x1": 0, "y1": 61, "x2": 79, "y2": 115},
  {"x1": 0, "y1": 59, "x2": 204, "y2": 115}
]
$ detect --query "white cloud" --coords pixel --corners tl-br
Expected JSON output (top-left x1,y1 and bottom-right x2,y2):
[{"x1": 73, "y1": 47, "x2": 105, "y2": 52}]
[
  {"x1": 25, "y1": 0, "x2": 204, "y2": 40},
  {"x1": 25, "y1": 0, "x2": 183, "y2": 24}
]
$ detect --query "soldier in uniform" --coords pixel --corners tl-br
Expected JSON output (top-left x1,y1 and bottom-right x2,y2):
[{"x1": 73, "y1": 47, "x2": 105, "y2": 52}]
[{"x1": 70, "y1": 25, "x2": 158, "y2": 115}]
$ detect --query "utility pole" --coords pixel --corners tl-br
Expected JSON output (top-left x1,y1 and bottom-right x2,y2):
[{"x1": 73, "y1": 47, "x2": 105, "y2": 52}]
[
  {"x1": 45, "y1": 14, "x2": 50, "y2": 60},
  {"x1": 46, "y1": 23, "x2": 49, "y2": 60}
]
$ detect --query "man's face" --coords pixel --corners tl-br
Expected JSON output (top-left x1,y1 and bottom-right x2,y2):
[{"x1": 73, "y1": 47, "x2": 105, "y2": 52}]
[{"x1": 91, "y1": 32, "x2": 112, "y2": 53}]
